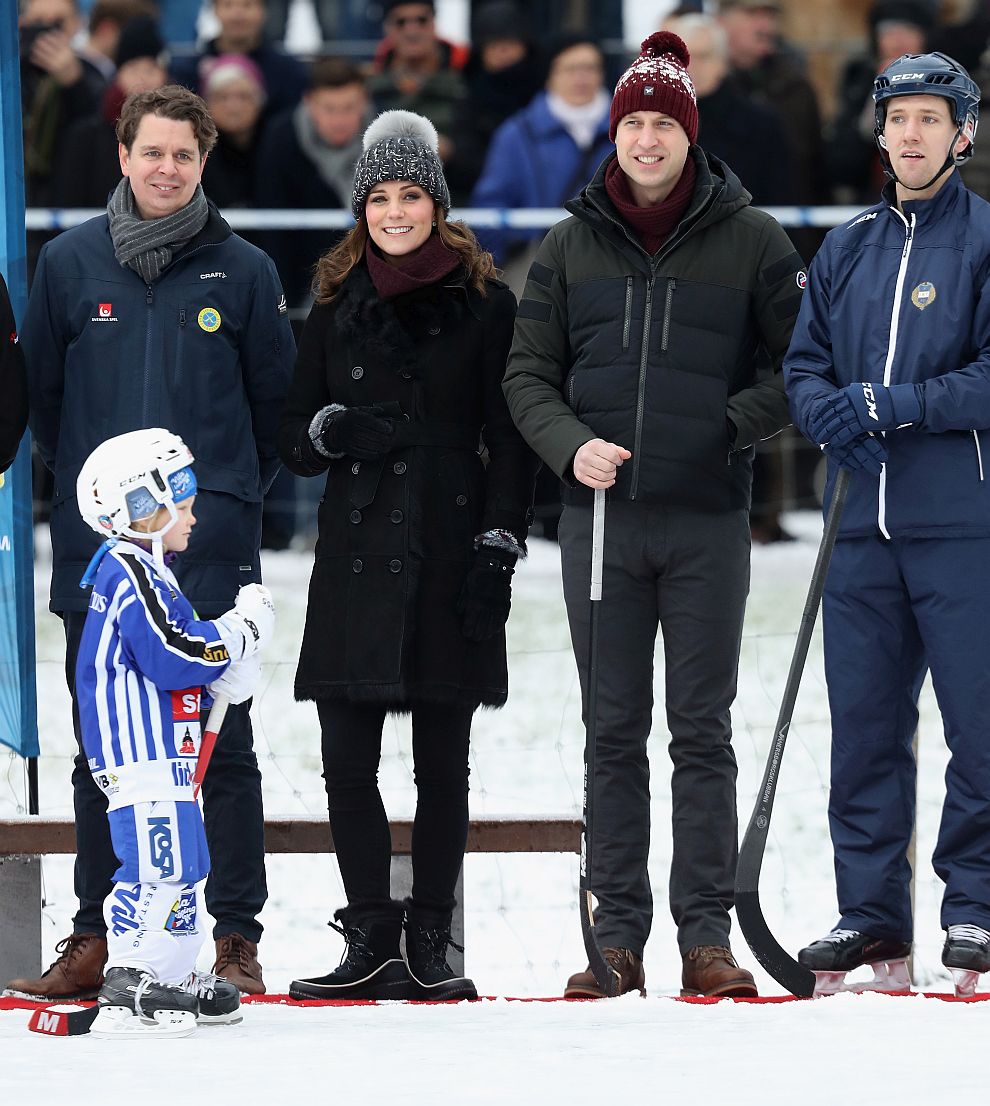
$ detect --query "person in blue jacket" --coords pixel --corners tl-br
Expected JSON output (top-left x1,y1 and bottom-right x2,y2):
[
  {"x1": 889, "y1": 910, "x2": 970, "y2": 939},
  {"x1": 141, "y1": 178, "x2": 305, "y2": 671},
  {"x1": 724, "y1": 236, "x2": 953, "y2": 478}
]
[
  {"x1": 73, "y1": 428, "x2": 274, "y2": 1035},
  {"x1": 9, "y1": 84, "x2": 293, "y2": 1003},
  {"x1": 470, "y1": 34, "x2": 614, "y2": 269},
  {"x1": 785, "y1": 50, "x2": 990, "y2": 997}
]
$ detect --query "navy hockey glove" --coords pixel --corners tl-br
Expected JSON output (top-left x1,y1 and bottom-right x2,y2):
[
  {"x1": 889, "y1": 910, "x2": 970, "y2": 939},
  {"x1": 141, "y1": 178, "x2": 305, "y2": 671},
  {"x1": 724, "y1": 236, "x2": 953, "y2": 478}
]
[
  {"x1": 824, "y1": 432, "x2": 888, "y2": 476},
  {"x1": 311, "y1": 404, "x2": 395, "y2": 461},
  {"x1": 457, "y1": 547, "x2": 516, "y2": 642},
  {"x1": 809, "y1": 382, "x2": 923, "y2": 445}
]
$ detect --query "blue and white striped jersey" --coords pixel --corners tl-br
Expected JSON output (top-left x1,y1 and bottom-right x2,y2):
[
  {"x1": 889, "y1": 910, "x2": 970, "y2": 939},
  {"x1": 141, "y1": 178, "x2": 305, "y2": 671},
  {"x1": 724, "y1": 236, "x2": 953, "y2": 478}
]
[{"x1": 77, "y1": 542, "x2": 232, "y2": 810}]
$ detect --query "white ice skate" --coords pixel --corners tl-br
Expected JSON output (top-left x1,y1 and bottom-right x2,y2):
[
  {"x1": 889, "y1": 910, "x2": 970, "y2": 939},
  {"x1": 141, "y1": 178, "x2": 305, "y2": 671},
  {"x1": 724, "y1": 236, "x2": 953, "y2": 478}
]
[
  {"x1": 89, "y1": 967, "x2": 199, "y2": 1037},
  {"x1": 89, "y1": 1004, "x2": 197, "y2": 1038}
]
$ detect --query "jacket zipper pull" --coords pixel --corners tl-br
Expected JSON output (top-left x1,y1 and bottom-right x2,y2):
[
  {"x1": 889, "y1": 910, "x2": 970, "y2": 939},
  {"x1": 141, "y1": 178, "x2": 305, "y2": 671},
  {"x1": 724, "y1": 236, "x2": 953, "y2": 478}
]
[
  {"x1": 146, "y1": 285, "x2": 153, "y2": 306},
  {"x1": 179, "y1": 309, "x2": 186, "y2": 327}
]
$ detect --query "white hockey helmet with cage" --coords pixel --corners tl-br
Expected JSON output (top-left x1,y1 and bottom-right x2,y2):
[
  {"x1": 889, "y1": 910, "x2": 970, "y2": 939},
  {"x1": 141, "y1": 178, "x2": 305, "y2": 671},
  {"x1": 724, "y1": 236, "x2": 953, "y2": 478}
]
[{"x1": 77, "y1": 428, "x2": 196, "y2": 543}]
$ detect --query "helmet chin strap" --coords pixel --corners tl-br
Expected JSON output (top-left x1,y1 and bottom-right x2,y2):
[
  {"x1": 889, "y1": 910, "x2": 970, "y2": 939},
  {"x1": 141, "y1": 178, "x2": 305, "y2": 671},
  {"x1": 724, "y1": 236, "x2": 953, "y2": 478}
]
[
  {"x1": 879, "y1": 126, "x2": 965, "y2": 192},
  {"x1": 122, "y1": 499, "x2": 179, "y2": 576}
]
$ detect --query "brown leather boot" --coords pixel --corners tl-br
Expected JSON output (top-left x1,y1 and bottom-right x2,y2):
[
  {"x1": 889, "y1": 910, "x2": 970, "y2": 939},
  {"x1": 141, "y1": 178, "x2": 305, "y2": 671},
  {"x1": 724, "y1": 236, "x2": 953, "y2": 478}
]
[
  {"x1": 681, "y1": 945, "x2": 758, "y2": 997},
  {"x1": 213, "y1": 933, "x2": 266, "y2": 995},
  {"x1": 3, "y1": 933, "x2": 107, "y2": 1001},
  {"x1": 564, "y1": 948, "x2": 646, "y2": 998}
]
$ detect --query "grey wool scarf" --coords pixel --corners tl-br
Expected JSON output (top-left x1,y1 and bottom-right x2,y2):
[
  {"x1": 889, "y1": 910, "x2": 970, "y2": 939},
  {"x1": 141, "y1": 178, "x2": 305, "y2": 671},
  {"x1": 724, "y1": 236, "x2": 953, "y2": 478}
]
[{"x1": 107, "y1": 178, "x2": 209, "y2": 284}]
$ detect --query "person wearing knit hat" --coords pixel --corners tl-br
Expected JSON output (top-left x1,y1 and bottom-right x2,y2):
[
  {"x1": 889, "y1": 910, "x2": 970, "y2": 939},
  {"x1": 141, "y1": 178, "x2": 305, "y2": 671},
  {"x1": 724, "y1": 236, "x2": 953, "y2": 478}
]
[
  {"x1": 350, "y1": 109, "x2": 451, "y2": 218},
  {"x1": 504, "y1": 30, "x2": 805, "y2": 1000},
  {"x1": 277, "y1": 110, "x2": 538, "y2": 1003},
  {"x1": 200, "y1": 55, "x2": 267, "y2": 214}
]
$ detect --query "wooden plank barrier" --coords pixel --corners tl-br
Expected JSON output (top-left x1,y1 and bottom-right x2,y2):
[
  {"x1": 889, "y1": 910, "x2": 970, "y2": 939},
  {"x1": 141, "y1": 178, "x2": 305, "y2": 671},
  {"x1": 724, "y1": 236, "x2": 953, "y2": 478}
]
[{"x1": 0, "y1": 817, "x2": 581, "y2": 985}]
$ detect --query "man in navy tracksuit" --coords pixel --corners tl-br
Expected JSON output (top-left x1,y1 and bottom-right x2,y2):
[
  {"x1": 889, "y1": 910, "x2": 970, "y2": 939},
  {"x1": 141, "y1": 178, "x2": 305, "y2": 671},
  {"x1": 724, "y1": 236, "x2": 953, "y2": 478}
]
[
  {"x1": 786, "y1": 51, "x2": 990, "y2": 996},
  {"x1": 8, "y1": 85, "x2": 294, "y2": 1001}
]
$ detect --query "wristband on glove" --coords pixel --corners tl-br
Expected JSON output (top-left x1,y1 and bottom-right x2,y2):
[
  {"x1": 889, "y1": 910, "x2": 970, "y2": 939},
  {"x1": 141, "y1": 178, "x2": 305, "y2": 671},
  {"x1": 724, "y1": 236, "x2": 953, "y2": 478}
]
[
  {"x1": 810, "y1": 382, "x2": 923, "y2": 445},
  {"x1": 309, "y1": 403, "x2": 395, "y2": 461},
  {"x1": 214, "y1": 583, "x2": 275, "y2": 660}
]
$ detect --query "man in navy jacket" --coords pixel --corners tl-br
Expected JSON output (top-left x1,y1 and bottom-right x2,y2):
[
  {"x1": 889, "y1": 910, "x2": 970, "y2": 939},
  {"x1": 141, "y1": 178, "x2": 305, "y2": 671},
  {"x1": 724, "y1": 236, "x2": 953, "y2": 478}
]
[
  {"x1": 7, "y1": 85, "x2": 294, "y2": 1001},
  {"x1": 786, "y1": 51, "x2": 990, "y2": 997}
]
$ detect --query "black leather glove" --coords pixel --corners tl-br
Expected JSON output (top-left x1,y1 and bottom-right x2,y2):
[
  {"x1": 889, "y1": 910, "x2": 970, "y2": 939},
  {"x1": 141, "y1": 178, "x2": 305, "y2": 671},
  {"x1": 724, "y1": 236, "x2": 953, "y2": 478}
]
[
  {"x1": 456, "y1": 547, "x2": 516, "y2": 642},
  {"x1": 313, "y1": 405, "x2": 395, "y2": 461}
]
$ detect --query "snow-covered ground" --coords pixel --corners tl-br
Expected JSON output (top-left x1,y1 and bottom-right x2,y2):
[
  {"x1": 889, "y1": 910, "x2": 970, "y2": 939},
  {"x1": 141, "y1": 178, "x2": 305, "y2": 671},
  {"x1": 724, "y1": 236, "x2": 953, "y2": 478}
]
[{"x1": 3, "y1": 511, "x2": 986, "y2": 1103}]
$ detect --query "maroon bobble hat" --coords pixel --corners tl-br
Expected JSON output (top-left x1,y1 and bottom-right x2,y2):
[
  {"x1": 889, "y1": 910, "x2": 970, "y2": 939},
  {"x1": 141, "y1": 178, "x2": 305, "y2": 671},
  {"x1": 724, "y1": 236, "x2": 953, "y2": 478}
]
[{"x1": 608, "y1": 31, "x2": 699, "y2": 143}]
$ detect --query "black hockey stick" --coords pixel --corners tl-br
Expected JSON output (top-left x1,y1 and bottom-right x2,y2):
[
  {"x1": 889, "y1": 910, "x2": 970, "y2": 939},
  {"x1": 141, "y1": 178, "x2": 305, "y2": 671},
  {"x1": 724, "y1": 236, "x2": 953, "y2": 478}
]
[
  {"x1": 735, "y1": 466, "x2": 851, "y2": 998},
  {"x1": 580, "y1": 487, "x2": 620, "y2": 997}
]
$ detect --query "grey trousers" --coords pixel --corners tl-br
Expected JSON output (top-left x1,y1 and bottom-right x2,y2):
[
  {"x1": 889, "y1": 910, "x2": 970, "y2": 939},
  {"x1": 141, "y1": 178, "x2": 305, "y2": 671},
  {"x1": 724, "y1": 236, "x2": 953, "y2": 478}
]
[{"x1": 558, "y1": 500, "x2": 751, "y2": 956}]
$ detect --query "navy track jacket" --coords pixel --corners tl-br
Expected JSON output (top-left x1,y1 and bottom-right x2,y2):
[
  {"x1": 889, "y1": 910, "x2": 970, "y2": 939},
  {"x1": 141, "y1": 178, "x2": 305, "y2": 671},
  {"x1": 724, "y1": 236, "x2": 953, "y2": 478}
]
[
  {"x1": 786, "y1": 172, "x2": 990, "y2": 537},
  {"x1": 23, "y1": 203, "x2": 295, "y2": 612}
]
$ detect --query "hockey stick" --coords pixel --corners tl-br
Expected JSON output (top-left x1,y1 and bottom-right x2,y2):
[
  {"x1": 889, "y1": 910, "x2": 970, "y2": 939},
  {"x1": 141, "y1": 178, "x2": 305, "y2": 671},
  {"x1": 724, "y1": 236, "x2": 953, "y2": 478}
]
[
  {"x1": 27, "y1": 1003, "x2": 100, "y2": 1036},
  {"x1": 192, "y1": 694, "x2": 229, "y2": 799},
  {"x1": 580, "y1": 487, "x2": 621, "y2": 997},
  {"x1": 735, "y1": 466, "x2": 851, "y2": 998}
]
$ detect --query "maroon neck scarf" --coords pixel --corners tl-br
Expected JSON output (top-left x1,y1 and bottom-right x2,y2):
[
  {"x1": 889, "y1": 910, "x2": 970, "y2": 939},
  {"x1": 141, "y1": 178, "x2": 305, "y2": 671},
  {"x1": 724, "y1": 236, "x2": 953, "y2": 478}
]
[
  {"x1": 365, "y1": 233, "x2": 462, "y2": 300},
  {"x1": 604, "y1": 154, "x2": 697, "y2": 256}
]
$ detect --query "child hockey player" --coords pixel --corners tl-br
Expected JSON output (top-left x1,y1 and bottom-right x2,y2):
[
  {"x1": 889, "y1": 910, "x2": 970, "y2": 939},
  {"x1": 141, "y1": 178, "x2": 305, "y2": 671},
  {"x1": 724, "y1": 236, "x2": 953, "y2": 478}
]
[{"x1": 74, "y1": 428, "x2": 275, "y2": 1037}]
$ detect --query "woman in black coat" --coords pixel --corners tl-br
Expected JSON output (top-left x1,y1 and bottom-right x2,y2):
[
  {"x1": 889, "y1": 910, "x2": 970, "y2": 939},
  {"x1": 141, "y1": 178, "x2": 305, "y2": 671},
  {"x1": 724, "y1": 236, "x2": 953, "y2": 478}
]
[{"x1": 277, "y1": 111, "x2": 537, "y2": 1002}]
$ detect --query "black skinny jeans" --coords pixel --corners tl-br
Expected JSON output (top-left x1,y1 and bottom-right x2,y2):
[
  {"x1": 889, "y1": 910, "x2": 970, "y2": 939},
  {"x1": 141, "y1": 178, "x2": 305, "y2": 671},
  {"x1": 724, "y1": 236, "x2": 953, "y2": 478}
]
[{"x1": 318, "y1": 699, "x2": 473, "y2": 916}]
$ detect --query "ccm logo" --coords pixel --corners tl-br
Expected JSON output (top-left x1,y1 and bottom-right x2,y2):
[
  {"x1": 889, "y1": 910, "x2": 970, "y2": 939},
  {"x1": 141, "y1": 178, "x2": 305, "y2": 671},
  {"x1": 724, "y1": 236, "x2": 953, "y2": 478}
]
[
  {"x1": 862, "y1": 382, "x2": 879, "y2": 421},
  {"x1": 891, "y1": 72, "x2": 925, "y2": 81}
]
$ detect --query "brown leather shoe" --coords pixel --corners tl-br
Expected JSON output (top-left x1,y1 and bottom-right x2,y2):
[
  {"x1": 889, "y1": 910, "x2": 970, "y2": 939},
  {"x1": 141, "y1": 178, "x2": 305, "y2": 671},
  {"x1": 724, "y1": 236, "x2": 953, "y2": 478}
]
[
  {"x1": 213, "y1": 933, "x2": 266, "y2": 995},
  {"x1": 3, "y1": 933, "x2": 107, "y2": 1001},
  {"x1": 564, "y1": 948, "x2": 646, "y2": 998},
  {"x1": 681, "y1": 945, "x2": 758, "y2": 997}
]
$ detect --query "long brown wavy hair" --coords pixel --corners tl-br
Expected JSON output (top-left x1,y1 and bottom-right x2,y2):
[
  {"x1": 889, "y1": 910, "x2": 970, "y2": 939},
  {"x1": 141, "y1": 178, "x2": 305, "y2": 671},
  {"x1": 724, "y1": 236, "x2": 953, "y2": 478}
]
[{"x1": 312, "y1": 206, "x2": 497, "y2": 304}]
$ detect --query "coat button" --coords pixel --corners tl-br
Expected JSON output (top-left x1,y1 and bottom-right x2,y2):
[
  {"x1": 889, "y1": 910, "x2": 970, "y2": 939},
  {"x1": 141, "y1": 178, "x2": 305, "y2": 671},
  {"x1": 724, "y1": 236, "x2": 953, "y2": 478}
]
[
  {"x1": 400, "y1": 370, "x2": 412, "y2": 380},
  {"x1": 351, "y1": 365, "x2": 364, "y2": 379},
  {"x1": 428, "y1": 325, "x2": 440, "y2": 335},
  {"x1": 349, "y1": 509, "x2": 362, "y2": 524},
  {"x1": 388, "y1": 558, "x2": 403, "y2": 573},
  {"x1": 393, "y1": 461, "x2": 407, "y2": 475},
  {"x1": 455, "y1": 494, "x2": 468, "y2": 506},
  {"x1": 390, "y1": 509, "x2": 404, "y2": 524},
  {"x1": 352, "y1": 558, "x2": 363, "y2": 573},
  {"x1": 351, "y1": 461, "x2": 361, "y2": 474}
]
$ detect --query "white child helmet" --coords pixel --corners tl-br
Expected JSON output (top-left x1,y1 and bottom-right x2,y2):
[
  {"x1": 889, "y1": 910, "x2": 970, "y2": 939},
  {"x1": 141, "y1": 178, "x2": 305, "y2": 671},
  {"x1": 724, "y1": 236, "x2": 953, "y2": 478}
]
[{"x1": 77, "y1": 428, "x2": 196, "y2": 544}]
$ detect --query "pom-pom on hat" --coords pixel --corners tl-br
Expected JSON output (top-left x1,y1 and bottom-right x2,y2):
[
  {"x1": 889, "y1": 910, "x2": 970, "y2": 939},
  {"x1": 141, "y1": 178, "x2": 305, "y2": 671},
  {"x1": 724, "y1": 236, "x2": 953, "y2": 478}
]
[
  {"x1": 608, "y1": 31, "x2": 698, "y2": 143},
  {"x1": 351, "y1": 109, "x2": 451, "y2": 218}
]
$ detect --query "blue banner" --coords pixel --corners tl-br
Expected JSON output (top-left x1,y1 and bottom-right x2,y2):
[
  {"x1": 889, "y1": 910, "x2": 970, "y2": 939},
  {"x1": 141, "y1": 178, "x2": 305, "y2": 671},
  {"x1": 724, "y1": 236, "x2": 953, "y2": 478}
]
[{"x1": 0, "y1": 6, "x2": 39, "y2": 758}]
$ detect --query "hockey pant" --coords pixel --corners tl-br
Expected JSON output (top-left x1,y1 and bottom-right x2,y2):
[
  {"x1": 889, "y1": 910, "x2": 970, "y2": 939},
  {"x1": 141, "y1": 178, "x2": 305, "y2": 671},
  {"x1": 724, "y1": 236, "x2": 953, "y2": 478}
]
[
  {"x1": 824, "y1": 535, "x2": 990, "y2": 939},
  {"x1": 104, "y1": 799, "x2": 210, "y2": 983}
]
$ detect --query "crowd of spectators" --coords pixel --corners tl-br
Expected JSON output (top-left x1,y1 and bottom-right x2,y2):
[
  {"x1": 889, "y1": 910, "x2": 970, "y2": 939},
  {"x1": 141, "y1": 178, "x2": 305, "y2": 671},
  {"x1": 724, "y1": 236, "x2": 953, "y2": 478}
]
[{"x1": 18, "y1": 0, "x2": 990, "y2": 543}]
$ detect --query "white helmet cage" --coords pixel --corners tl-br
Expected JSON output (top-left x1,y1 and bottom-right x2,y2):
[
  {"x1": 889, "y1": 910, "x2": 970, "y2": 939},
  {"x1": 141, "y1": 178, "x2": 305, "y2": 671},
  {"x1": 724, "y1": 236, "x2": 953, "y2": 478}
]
[{"x1": 77, "y1": 428, "x2": 196, "y2": 543}]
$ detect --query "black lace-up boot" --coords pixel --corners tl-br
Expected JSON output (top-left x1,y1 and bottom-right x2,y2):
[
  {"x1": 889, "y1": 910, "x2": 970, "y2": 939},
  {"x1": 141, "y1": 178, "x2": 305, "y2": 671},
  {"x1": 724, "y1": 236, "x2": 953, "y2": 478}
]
[
  {"x1": 290, "y1": 901, "x2": 412, "y2": 1000},
  {"x1": 403, "y1": 902, "x2": 478, "y2": 1001}
]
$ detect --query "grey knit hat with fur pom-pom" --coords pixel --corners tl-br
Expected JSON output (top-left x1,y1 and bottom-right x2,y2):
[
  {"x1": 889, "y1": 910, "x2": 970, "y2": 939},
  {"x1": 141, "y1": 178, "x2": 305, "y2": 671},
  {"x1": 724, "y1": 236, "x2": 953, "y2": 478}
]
[{"x1": 351, "y1": 110, "x2": 451, "y2": 218}]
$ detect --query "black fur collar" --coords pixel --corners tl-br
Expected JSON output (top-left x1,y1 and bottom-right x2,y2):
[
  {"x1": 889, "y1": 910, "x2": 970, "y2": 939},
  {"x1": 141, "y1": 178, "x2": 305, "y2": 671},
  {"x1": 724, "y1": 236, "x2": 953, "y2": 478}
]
[{"x1": 334, "y1": 259, "x2": 471, "y2": 382}]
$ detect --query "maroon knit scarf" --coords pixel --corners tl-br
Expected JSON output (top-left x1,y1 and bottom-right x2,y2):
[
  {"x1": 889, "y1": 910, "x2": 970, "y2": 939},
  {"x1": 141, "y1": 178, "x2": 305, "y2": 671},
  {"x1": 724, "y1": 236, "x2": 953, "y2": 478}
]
[
  {"x1": 365, "y1": 233, "x2": 461, "y2": 300},
  {"x1": 604, "y1": 155, "x2": 697, "y2": 256}
]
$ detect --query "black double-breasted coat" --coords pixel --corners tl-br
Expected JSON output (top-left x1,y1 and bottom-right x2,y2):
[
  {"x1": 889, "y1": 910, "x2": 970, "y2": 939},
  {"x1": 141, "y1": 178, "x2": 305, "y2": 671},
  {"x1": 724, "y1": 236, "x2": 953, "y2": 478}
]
[{"x1": 277, "y1": 258, "x2": 537, "y2": 709}]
